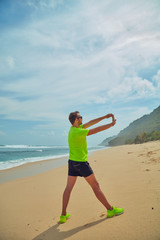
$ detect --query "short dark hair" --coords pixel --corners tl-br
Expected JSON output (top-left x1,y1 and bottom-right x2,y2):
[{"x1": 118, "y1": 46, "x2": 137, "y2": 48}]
[{"x1": 69, "y1": 111, "x2": 79, "y2": 125}]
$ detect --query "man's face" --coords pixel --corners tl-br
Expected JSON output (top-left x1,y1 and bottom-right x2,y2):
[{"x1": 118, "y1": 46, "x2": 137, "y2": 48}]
[{"x1": 76, "y1": 113, "x2": 83, "y2": 125}]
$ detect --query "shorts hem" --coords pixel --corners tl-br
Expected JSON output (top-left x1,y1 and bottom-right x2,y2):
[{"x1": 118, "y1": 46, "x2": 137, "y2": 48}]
[{"x1": 68, "y1": 160, "x2": 93, "y2": 178}]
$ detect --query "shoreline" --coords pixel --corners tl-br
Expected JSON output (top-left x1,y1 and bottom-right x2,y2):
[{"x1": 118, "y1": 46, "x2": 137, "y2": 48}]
[
  {"x1": 0, "y1": 156, "x2": 68, "y2": 184},
  {"x1": 0, "y1": 147, "x2": 107, "y2": 184},
  {"x1": 0, "y1": 141, "x2": 160, "y2": 240},
  {"x1": 0, "y1": 145, "x2": 106, "y2": 170}
]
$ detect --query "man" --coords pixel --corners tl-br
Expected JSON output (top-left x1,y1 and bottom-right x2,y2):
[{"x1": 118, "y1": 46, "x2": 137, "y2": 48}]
[{"x1": 60, "y1": 111, "x2": 124, "y2": 223}]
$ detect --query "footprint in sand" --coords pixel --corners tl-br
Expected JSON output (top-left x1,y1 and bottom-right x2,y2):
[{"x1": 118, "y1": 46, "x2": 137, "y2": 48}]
[
  {"x1": 145, "y1": 169, "x2": 150, "y2": 171},
  {"x1": 100, "y1": 213, "x2": 106, "y2": 218}
]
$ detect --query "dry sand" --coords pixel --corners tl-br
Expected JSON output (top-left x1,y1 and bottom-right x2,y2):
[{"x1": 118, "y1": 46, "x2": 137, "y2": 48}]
[{"x1": 0, "y1": 141, "x2": 160, "y2": 240}]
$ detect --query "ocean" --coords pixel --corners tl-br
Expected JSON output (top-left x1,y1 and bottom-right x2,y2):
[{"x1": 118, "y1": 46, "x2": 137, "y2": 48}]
[{"x1": 0, "y1": 145, "x2": 105, "y2": 170}]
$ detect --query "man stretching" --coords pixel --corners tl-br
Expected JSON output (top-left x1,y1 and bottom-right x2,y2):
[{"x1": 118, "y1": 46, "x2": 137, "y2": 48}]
[{"x1": 60, "y1": 111, "x2": 124, "y2": 223}]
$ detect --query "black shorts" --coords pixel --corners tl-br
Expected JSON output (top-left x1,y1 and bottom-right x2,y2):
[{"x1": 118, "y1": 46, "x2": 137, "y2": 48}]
[{"x1": 68, "y1": 160, "x2": 94, "y2": 177}]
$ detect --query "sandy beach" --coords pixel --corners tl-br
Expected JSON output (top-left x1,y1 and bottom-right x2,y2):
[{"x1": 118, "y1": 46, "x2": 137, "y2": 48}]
[{"x1": 0, "y1": 141, "x2": 160, "y2": 240}]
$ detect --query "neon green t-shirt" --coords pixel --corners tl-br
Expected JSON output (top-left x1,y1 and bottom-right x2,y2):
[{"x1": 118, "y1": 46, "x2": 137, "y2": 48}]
[{"x1": 68, "y1": 125, "x2": 89, "y2": 162}]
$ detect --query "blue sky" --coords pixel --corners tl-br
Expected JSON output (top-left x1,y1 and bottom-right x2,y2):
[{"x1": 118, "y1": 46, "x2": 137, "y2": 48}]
[{"x1": 0, "y1": 0, "x2": 160, "y2": 146}]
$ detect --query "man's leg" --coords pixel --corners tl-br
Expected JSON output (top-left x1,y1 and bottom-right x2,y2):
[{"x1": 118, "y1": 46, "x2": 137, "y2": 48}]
[
  {"x1": 85, "y1": 173, "x2": 112, "y2": 211},
  {"x1": 61, "y1": 176, "x2": 77, "y2": 216}
]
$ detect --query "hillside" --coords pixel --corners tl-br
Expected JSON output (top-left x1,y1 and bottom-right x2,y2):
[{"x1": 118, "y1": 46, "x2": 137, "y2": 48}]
[
  {"x1": 101, "y1": 105, "x2": 160, "y2": 146},
  {"x1": 99, "y1": 135, "x2": 116, "y2": 146}
]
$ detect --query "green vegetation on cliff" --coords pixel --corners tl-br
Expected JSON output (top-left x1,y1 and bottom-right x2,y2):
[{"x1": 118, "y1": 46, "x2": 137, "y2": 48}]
[
  {"x1": 101, "y1": 105, "x2": 160, "y2": 146},
  {"x1": 125, "y1": 131, "x2": 160, "y2": 144}
]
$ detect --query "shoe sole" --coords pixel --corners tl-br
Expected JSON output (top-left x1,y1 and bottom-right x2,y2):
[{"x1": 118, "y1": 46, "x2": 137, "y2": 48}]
[
  {"x1": 115, "y1": 212, "x2": 124, "y2": 216},
  {"x1": 107, "y1": 211, "x2": 124, "y2": 218}
]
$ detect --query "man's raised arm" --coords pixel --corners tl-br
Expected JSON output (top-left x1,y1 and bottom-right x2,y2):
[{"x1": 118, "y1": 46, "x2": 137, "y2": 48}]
[
  {"x1": 87, "y1": 118, "x2": 116, "y2": 136},
  {"x1": 83, "y1": 114, "x2": 114, "y2": 129}
]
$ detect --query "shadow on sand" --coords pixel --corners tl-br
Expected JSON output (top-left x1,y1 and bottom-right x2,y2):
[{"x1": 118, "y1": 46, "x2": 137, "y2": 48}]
[{"x1": 33, "y1": 217, "x2": 107, "y2": 240}]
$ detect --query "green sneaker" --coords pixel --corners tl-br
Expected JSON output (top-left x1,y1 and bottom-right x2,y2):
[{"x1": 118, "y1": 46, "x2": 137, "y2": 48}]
[
  {"x1": 107, "y1": 206, "x2": 124, "y2": 218},
  {"x1": 60, "y1": 213, "x2": 71, "y2": 223}
]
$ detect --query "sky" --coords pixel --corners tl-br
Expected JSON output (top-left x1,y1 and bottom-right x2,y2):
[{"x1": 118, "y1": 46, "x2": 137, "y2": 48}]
[{"x1": 0, "y1": 0, "x2": 160, "y2": 146}]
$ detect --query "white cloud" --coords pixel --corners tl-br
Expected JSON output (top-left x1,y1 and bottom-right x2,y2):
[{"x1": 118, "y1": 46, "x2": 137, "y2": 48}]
[
  {"x1": 24, "y1": 0, "x2": 65, "y2": 9},
  {"x1": 108, "y1": 75, "x2": 158, "y2": 102},
  {"x1": 132, "y1": 77, "x2": 155, "y2": 96},
  {"x1": 0, "y1": 131, "x2": 6, "y2": 136},
  {"x1": 48, "y1": 131, "x2": 55, "y2": 136},
  {"x1": 6, "y1": 56, "x2": 15, "y2": 69},
  {"x1": 0, "y1": 0, "x2": 160, "y2": 137},
  {"x1": 153, "y1": 70, "x2": 160, "y2": 89}
]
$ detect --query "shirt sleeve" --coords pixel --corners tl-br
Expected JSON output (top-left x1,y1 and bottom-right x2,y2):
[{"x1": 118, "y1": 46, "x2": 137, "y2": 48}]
[{"x1": 78, "y1": 125, "x2": 89, "y2": 136}]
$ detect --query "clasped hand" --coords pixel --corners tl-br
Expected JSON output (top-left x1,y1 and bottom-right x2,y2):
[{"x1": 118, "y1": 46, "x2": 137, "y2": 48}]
[{"x1": 105, "y1": 113, "x2": 116, "y2": 126}]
